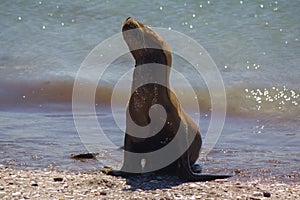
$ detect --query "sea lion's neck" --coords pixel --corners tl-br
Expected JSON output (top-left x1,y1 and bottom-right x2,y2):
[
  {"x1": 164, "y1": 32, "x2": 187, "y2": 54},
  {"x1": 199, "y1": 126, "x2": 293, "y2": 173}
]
[
  {"x1": 130, "y1": 60, "x2": 171, "y2": 108},
  {"x1": 132, "y1": 48, "x2": 171, "y2": 89},
  {"x1": 132, "y1": 63, "x2": 170, "y2": 90}
]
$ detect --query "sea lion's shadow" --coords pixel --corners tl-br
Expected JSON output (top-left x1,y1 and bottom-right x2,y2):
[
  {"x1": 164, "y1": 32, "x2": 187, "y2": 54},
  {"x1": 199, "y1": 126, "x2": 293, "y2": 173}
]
[{"x1": 123, "y1": 174, "x2": 184, "y2": 191}]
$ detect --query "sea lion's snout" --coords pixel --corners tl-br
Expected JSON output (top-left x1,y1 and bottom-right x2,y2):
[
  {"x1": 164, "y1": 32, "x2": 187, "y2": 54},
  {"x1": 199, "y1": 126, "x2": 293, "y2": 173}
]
[{"x1": 122, "y1": 17, "x2": 140, "y2": 32}]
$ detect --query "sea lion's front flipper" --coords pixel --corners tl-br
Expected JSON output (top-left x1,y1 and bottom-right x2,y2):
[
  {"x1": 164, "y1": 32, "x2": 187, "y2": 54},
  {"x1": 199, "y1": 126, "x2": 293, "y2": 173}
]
[
  {"x1": 191, "y1": 161, "x2": 202, "y2": 173},
  {"x1": 102, "y1": 166, "x2": 139, "y2": 178}
]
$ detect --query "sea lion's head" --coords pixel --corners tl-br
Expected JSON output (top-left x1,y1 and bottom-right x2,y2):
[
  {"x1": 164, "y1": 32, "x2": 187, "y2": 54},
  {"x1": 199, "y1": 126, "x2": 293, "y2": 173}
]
[{"x1": 122, "y1": 17, "x2": 171, "y2": 67}]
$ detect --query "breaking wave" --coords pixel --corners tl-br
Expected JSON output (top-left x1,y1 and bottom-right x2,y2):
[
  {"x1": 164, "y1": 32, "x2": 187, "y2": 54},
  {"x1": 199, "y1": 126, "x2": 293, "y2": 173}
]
[{"x1": 0, "y1": 78, "x2": 299, "y2": 120}]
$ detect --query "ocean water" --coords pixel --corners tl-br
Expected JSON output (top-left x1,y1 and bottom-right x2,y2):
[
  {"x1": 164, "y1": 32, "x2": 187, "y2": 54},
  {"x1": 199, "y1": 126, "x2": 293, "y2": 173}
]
[{"x1": 0, "y1": 0, "x2": 299, "y2": 182}]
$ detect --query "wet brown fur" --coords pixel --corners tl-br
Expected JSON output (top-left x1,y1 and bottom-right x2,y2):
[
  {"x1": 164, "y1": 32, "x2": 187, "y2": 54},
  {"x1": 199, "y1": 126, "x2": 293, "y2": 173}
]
[{"x1": 107, "y1": 18, "x2": 232, "y2": 181}]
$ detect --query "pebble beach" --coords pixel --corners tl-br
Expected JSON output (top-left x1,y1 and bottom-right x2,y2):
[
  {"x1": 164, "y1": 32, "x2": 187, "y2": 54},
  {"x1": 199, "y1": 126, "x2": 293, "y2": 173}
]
[{"x1": 0, "y1": 166, "x2": 299, "y2": 200}]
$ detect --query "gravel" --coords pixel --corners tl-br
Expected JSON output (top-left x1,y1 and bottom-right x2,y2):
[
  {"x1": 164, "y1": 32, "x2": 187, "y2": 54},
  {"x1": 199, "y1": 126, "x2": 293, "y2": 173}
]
[{"x1": 0, "y1": 165, "x2": 299, "y2": 199}]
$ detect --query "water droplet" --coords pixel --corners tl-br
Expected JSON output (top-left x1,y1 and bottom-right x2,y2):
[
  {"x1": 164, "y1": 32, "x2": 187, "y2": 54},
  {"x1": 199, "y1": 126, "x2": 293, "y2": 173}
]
[
  {"x1": 61, "y1": 22, "x2": 64, "y2": 26},
  {"x1": 189, "y1": 25, "x2": 193, "y2": 29},
  {"x1": 192, "y1": 14, "x2": 196, "y2": 18},
  {"x1": 224, "y1": 65, "x2": 228, "y2": 69},
  {"x1": 18, "y1": 16, "x2": 22, "y2": 21},
  {"x1": 260, "y1": 4, "x2": 264, "y2": 8},
  {"x1": 279, "y1": 28, "x2": 283, "y2": 32},
  {"x1": 159, "y1": 6, "x2": 163, "y2": 10},
  {"x1": 22, "y1": 95, "x2": 26, "y2": 99},
  {"x1": 265, "y1": 21, "x2": 269, "y2": 26},
  {"x1": 42, "y1": 25, "x2": 46, "y2": 29},
  {"x1": 240, "y1": 1, "x2": 243, "y2": 4},
  {"x1": 168, "y1": 27, "x2": 171, "y2": 30},
  {"x1": 273, "y1": 7, "x2": 278, "y2": 11},
  {"x1": 199, "y1": 4, "x2": 203, "y2": 8},
  {"x1": 71, "y1": 19, "x2": 75, "y2": 23},
  {"x1": 285, "y1": 41, "x2": 288, "y2": 44},
  {"x1": 39, "y1": 1, "x2": 42, "y2": 5},
  {"x1": 207, "y1": 1, "x2": 210, "y2": 4}
]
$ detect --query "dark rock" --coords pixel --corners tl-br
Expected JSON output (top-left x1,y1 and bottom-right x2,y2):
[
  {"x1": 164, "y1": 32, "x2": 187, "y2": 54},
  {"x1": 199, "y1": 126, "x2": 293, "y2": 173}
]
[
  {"x1": 71, "y1": 153, "x2": 99, "y2": 160},
  {"x1": 263, "y1": 191, "x2": 271, "y2": 197},
  {"x1": 53, "y1": 177, "x2": 63, "y2": 182}
]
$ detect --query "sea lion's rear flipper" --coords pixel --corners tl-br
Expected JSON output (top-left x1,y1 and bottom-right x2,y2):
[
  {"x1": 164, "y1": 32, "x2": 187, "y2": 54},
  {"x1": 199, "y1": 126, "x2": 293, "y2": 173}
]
[
  {"x1": 177, "y1": 152, "x2": 233, "y2": 182},
  {"x1": 187, "y1": 173, "x2": 234, "y2": 182}
]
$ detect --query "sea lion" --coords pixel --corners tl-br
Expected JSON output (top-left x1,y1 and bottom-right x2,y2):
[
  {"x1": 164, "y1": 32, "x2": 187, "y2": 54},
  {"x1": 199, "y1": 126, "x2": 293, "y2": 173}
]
[{"x1": 107, "y1": 17, "x2": 232, "y2": 181}]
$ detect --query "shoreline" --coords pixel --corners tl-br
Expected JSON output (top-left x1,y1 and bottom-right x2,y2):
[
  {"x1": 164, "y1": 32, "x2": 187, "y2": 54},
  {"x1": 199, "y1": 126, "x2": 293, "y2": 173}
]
[{"x1": 0, "y1": 166, "x2": 299, "y2": 199}]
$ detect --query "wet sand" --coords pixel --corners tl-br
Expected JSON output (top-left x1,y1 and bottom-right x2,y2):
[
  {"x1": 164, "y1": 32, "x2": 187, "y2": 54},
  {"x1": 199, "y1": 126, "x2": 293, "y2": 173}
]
[{"x1": 0, "y1": 165, "x2": 299, "y2": 200}]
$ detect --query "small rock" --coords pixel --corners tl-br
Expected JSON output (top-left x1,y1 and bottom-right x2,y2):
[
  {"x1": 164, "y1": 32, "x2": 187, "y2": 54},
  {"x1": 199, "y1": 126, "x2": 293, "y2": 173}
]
[
  {"x1": 0, "y1": 186, "x2": 4, "y2": 190},
  {"x1": 189, "y1": 183, "x2": 199, "y2": 188},
  {"x1": 0, "y1": 191, "x2": 6, "y2": 198},
  {"x1": 263, "y1": 191, "x2": 271, "y2": 197},
  {"x1": 12, "y1": 191, "x2": 21, "y2": 197},
  {"x1": 100, "y1": 191, "x2": 107, "y2": 195},
  {"x1": 31, "y1": 183, "x2": 38, "y2": 187},
  {"x1": 253, "y1": 191, "x2": 261, "y2": 196},
  {"x1": 53, "y1": 177, "x2": 63, "y2": 182},
  {"x1": 248, "y1": 196, "x2": 261, "y2": 200},
  {"x1": 31, "y1": 181, "x2": 38, "y2": 186}
]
